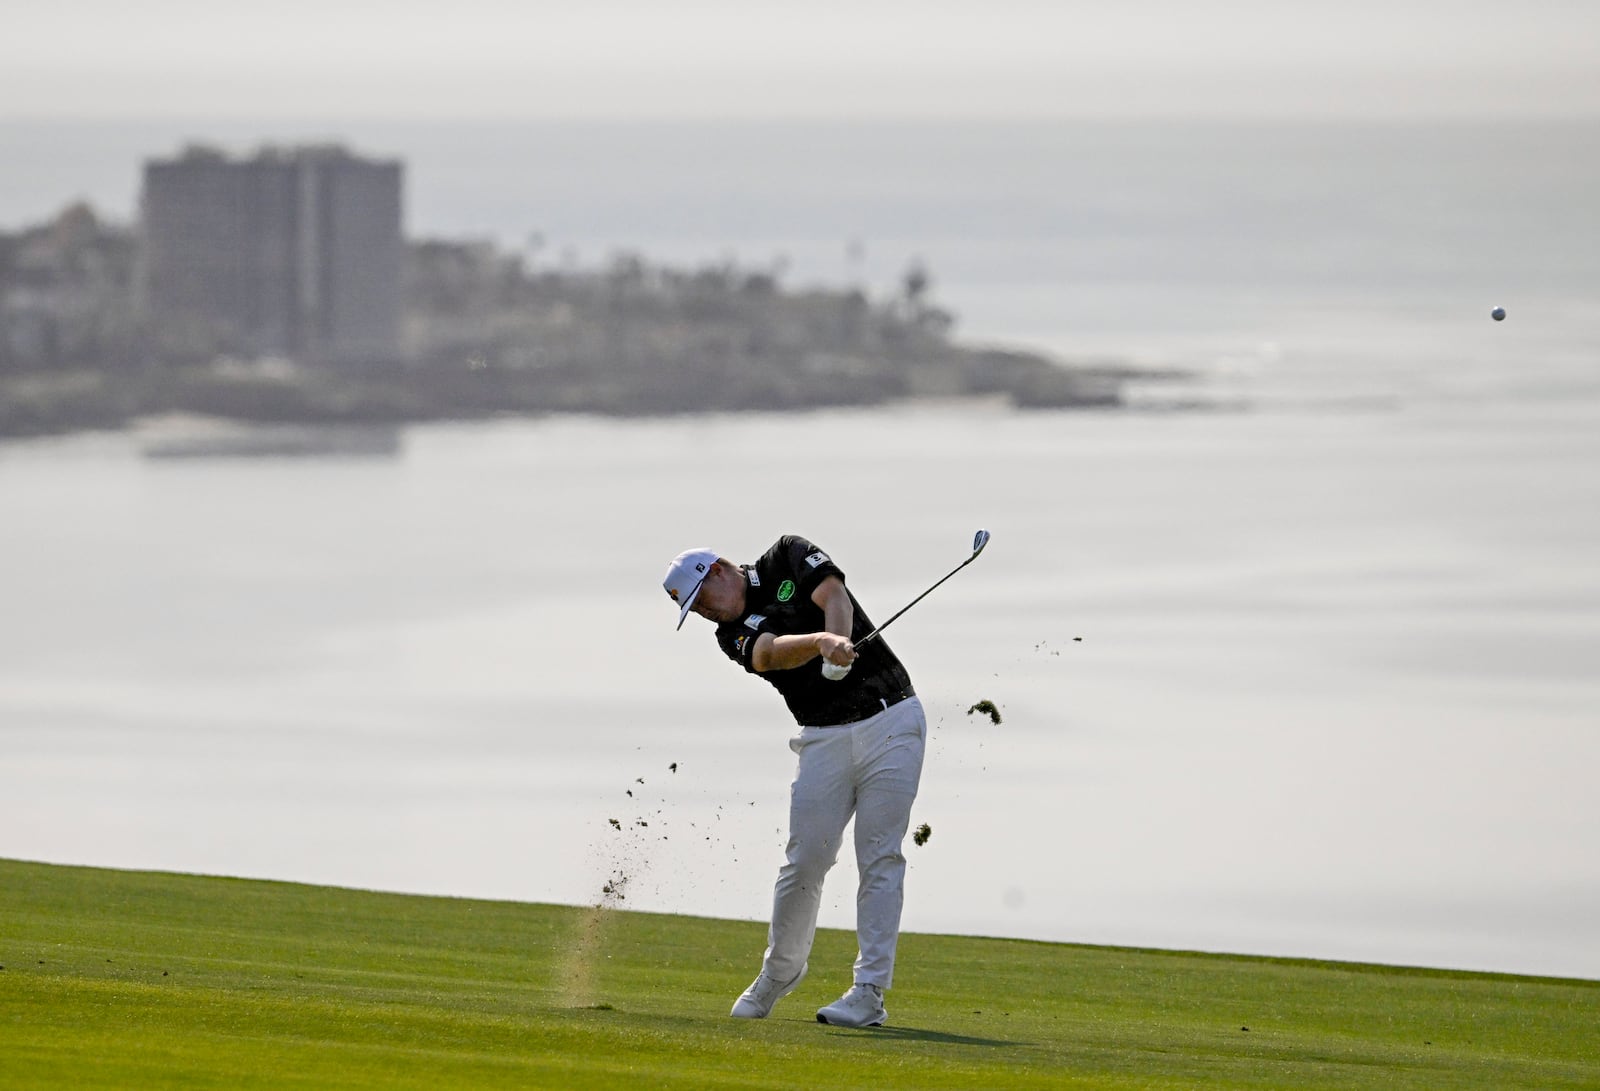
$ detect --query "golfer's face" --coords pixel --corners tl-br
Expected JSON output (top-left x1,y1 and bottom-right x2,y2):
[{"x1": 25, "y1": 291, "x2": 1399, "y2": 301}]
[{"x1": 692, "y1": 562, "x2": 745, "y2": 623}]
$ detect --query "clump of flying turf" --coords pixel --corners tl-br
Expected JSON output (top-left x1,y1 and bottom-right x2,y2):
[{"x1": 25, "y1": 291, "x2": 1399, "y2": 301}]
[
  {"x1": 967, "y1": 699, "x2": 1002, "y2": 724},
  {"x1": 912, "y1": 823, "x2": 932, "y2": 847}
]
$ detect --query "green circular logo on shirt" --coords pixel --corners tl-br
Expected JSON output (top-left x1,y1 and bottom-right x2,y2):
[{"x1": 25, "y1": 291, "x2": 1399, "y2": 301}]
[{"x1": 776, "y1": 580, "x2": 796, "y2": 602}]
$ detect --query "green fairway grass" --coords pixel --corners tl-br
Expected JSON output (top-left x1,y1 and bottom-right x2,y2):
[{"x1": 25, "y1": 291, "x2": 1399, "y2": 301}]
[{"x1": 2, "y1": 858, "x2": 1595, "y2": 1089}]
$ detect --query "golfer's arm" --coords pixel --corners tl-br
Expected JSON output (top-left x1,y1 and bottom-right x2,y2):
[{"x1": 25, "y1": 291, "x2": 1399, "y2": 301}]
[
  {"x1": 812, "y1": 575, "x2": 854, "y2": 640},
  {"x1": 752, "y1": 632, "x2": 832, "y2": 672},
  {"x1": 750, "y1": 577, "x2": 854, "y2": 672}
]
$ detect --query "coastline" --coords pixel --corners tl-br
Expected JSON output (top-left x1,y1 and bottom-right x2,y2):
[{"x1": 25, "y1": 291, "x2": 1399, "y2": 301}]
[{"x1": 0, "y1": 343, "x2": 1174, "y2": 443}]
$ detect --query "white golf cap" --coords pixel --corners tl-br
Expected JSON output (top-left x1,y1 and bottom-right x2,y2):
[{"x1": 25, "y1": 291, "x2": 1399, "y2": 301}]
[{"x1": 663, "y1": 547, "x2": 720, "y2": 629}]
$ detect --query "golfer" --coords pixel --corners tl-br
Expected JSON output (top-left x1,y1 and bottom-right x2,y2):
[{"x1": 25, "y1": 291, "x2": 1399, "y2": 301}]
[{"x1": 663, "y1": 535, "x2": 925, "y2": 1028}]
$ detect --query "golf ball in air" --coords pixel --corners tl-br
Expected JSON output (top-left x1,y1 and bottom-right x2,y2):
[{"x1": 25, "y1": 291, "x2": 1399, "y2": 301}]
[{"x1": 1491, "y1": 306, "x2": 1506, "y2": 321}]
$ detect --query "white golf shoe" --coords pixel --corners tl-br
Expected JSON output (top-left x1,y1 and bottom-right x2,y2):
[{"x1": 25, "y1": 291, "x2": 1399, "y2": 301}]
[
  {"x1": 815, "y1": 983, "x2": 887, "y2": 1028},
  {"x1": 730, "y1": 963, "x2": 807, "y2": 1019}
]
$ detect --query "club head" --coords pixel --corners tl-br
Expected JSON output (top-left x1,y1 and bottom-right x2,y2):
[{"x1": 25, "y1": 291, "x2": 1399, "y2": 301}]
[{"x1": 972, "y1": 528, "x2": 991, "y2": 557}]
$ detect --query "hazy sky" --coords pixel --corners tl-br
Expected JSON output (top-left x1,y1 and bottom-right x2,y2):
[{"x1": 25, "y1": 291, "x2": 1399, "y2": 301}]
[{"x1": 5, "y1": 0, "x2": 1599, "y2": 120}]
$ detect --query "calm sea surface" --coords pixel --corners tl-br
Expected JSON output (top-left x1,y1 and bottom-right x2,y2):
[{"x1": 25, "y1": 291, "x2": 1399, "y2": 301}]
[{"x1": 2, "y1": 120, "x2": 1598, "y2": 978}]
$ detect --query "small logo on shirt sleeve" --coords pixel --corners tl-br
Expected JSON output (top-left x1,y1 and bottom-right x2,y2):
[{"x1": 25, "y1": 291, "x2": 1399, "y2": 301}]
[
  {"x1": 804, "y1": 551, "x2": 829, "y2": 568},
  {"x1": 744, "y1": 614, "x2": 767, "y2": 630}
]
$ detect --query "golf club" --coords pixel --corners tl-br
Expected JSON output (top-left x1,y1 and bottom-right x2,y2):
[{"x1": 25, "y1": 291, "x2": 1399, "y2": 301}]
[{"x1": 855, "y1": 528, "x2": 991, "y2": 650}]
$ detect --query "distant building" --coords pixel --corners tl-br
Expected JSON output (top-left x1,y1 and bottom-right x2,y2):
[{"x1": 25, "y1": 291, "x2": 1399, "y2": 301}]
[
  {"x1": 141, "y1": 144, "x2": 402, "y2": 366},
  {"x1": 0, "y1": 202, "x2": 138, "y2": 372}
]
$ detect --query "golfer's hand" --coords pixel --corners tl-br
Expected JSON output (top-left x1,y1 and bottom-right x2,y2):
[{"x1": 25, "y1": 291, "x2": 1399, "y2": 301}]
[{"x1": 818, "y1": 633, "x2": 857, "y2": 667}]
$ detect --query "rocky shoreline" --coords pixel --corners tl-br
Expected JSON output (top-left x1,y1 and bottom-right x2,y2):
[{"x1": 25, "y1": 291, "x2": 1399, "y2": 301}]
[{"x1": 0, "y1": 352, "x2": 1158, "y2": 442}]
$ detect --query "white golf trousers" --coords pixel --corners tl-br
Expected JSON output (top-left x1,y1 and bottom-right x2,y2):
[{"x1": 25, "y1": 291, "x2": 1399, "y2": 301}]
[{"x1": 761, "y1": 695, "x2": 926, "y2": 990}]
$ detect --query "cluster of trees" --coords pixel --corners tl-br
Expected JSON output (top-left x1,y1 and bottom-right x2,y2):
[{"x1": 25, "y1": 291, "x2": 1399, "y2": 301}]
[{"x1": 399, "y1": 241, "x2": 975, "y2": 415}]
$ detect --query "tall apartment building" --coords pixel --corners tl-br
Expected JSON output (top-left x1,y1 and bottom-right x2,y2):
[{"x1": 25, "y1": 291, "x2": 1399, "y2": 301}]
[{"x1": 141, "y1": 144, "x2": 402, "y2": 366}]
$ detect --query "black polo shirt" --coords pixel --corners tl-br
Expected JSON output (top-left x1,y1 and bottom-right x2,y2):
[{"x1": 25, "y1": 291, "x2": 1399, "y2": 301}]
[{"x1": 715, "y1": 535, "x2": 915, "y2": 727}]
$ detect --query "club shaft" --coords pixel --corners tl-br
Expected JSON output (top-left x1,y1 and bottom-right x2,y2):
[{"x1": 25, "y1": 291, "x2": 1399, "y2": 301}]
[{"x1": 854, "y1": 554, "x2": 977, "y2": 649}]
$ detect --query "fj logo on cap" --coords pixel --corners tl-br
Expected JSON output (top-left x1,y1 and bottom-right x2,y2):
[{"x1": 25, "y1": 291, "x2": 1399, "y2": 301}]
[{"x1": 776, "y1": 580, "x2": 796, "y2": 602}]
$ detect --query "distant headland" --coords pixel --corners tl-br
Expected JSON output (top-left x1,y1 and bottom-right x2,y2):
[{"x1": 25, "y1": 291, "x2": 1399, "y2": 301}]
[{"x1": 0, "y1": 144, "x2": 1163, "y2": 440}]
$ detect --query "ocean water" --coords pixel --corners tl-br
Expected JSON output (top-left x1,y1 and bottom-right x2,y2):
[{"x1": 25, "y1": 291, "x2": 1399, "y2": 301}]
[{"x1": 2, "y1": 120, "x2": 1598, "y2": 979}]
